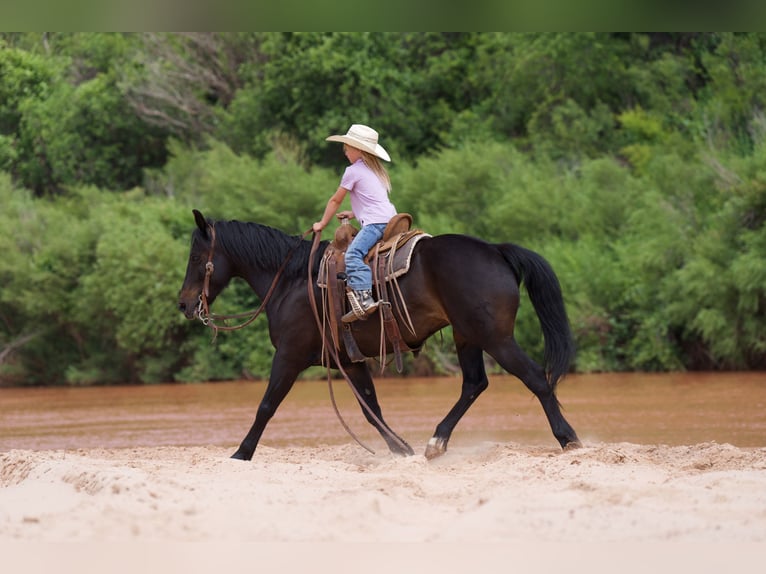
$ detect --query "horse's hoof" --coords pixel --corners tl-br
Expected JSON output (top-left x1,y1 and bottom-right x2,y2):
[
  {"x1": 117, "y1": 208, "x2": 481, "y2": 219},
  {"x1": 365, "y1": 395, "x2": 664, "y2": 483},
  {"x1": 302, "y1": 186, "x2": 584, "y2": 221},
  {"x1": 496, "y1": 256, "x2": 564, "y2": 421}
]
[
  {"x1": 424, "y1": 437, "x2": 447, "y2": 460},
  {"x1": 563, "y1": 440, "x2": 582, "y2": 451},
  {"x1": 230, "y1": 450, "x2": 249, "y2": 461},
  {"x1": 385, "y1": 435, "x2": 415, "y2": 457}
]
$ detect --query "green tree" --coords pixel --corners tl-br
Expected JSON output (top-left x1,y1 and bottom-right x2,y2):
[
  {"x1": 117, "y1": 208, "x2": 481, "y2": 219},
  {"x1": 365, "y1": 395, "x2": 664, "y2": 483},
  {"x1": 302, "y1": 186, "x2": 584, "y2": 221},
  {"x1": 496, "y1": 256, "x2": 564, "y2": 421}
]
[
  {"x1": 16, "y1": 74, "x2": 168, "y2": 194},
  {"x1": 146, "y1": 139, "x2": 336, "y2": 231},
  {"x1": 221, "y1": 32, "x2": 487, "y2": 168},
  {"x1": 0, "y1": 42, "x2": 57, "y2": 175}
]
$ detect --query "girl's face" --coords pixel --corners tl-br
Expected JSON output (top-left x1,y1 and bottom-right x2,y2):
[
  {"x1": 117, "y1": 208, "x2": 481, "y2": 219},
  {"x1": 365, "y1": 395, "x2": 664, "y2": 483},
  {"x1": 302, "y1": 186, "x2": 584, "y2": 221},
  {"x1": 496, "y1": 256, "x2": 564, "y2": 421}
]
[{"x1": 343, "y1": 144, "x2": 363, "y2": 163}]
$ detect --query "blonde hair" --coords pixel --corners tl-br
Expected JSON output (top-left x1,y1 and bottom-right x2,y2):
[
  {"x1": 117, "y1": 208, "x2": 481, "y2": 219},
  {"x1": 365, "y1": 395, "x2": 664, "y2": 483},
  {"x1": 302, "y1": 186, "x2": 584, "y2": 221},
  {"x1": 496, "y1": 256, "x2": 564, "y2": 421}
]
[{"x1": 361, "y1": 151, "x2": 392, "y2": 192}]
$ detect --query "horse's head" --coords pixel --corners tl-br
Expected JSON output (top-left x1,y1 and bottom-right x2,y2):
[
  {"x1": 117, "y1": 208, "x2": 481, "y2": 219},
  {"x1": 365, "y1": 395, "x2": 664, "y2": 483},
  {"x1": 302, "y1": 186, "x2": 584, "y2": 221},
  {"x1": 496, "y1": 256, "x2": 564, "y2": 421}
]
[{"x1": 177, "y1": 209, "x2": 231, "y2": 320}]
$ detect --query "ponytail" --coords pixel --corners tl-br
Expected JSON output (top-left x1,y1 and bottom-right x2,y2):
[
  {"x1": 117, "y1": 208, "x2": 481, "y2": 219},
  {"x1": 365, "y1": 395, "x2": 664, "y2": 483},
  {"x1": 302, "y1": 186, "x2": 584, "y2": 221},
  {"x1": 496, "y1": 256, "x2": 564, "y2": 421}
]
[{"x1": 361, "y1": 151, "x2": 392, "y2": 192}]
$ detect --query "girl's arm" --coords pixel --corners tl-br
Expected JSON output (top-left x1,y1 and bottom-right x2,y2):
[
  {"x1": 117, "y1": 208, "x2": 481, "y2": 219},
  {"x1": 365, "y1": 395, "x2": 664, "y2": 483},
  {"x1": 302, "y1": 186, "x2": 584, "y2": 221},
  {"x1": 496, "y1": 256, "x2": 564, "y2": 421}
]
[{"x1": 313, "y1": 186, "x2": 348, "y2": 232}]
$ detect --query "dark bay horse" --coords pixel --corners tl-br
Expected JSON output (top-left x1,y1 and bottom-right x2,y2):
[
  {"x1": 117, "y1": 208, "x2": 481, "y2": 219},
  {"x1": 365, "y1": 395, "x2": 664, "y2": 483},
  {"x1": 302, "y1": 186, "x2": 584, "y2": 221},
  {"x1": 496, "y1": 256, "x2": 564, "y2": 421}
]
[{"x1": 178, "y1": 209, "x2": 580, "y2": 460}]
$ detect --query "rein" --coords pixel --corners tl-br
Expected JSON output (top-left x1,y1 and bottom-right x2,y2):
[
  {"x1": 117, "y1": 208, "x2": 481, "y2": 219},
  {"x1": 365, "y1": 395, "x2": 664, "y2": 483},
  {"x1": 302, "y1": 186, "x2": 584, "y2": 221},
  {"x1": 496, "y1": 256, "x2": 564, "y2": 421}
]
[{"x1": 196, "y1": 223, "x2": 313, "y2": 337}]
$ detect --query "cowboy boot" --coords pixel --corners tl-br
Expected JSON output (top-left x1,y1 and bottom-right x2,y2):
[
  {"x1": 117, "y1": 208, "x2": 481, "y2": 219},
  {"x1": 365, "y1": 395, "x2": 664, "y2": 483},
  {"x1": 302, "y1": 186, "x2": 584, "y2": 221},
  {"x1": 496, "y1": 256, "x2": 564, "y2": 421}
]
[{"x1": 342, "y1": 289, "x2": 380, "y2": 323}]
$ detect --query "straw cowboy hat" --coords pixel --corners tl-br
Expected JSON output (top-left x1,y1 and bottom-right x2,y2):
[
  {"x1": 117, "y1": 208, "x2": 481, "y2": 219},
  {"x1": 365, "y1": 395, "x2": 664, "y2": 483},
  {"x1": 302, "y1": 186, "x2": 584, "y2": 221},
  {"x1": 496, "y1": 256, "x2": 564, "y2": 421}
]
[{"x1": 326, "y1": 124, "x2": 391, "y2": 162}]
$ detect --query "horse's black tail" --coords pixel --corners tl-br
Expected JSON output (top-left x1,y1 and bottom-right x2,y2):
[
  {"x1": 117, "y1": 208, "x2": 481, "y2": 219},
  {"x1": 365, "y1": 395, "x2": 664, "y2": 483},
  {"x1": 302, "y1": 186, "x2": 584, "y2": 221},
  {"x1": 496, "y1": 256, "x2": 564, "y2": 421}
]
[{"x1": 498, "y1": 243, "x2": 575, "y2": 390}]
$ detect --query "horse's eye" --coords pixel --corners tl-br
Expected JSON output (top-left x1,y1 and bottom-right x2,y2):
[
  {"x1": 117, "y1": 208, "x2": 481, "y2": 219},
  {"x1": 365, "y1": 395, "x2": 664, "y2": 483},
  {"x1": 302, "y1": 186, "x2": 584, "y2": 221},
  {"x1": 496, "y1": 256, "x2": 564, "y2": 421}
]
[{"x1": 191, "y1": 254, "x2": 202, "y2": 264}]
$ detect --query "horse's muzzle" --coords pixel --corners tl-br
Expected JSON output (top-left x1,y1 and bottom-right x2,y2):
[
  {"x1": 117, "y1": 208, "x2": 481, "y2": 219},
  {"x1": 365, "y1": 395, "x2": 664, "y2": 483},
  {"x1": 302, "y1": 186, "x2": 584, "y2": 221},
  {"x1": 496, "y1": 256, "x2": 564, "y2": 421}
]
[{"x1": 178, "y1": 298, "x2": 198, "y2": 320}]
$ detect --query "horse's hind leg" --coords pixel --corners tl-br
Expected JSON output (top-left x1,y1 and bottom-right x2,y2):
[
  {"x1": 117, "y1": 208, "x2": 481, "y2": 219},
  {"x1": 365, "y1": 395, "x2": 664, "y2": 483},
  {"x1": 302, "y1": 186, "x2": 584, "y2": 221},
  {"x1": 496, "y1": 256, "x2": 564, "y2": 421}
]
[
  {"x1": 488, "y1": 339, "x2": 580, "y2": 450},
  {"x1": 425, "y1": 335, "x2": 489, "y2": 459},
  {"x1": 345, "y1": 362, "x2": 414, "y2": 456}
]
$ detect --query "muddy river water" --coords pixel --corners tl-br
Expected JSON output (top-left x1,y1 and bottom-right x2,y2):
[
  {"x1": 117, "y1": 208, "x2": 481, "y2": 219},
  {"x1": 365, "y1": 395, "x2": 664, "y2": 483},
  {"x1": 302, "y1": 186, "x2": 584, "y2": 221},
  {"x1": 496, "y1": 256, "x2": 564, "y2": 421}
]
[{"x1": 1, "y1": 372, "x2": 765, "y2": 452}]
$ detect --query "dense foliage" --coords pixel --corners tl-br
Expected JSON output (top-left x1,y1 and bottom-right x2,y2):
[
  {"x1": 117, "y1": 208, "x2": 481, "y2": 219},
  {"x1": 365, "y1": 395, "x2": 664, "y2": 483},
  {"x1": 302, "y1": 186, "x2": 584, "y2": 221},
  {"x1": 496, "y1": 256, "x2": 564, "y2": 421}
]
[{"x1": 1, "y1": 32, "x2": 765, "y2": 385}]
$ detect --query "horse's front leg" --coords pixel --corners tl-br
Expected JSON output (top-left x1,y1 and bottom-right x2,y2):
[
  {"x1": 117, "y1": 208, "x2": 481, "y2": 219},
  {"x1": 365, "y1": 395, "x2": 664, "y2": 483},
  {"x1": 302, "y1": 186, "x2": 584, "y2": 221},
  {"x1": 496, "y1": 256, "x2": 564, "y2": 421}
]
[
  {"x1": 345, "y1": 362, "x2": 414, "y2": 456},
  {"x1": 231, "y1": 351, "x2": 307, "y2": 461}
]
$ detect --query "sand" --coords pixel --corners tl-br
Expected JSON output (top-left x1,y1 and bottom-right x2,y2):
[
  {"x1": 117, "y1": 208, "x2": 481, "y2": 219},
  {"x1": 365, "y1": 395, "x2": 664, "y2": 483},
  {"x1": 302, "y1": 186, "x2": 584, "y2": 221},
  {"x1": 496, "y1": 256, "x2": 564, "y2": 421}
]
[{"x1": 2, "y1": 440, "x2": 765, "y2": 572}]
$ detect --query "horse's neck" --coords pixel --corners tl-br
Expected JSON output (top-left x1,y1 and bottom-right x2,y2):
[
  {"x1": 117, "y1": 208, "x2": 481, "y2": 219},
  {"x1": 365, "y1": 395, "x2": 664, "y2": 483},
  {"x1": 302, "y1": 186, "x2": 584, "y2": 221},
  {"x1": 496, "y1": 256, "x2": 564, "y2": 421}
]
[
  {"x1": 222, "y1": 221, "x2": 297, "y2": 299},
  {"x1": 242, "y1": 272, "x2": 276, "y2": 302}
]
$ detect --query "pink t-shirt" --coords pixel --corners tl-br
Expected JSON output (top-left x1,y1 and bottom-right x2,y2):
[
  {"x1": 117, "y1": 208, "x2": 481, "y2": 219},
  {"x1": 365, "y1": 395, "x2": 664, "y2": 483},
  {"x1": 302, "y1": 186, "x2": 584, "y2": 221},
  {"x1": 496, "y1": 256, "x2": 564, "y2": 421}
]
[{"x1": 340, "y1": 159, "x2": 396, "y2": 226}]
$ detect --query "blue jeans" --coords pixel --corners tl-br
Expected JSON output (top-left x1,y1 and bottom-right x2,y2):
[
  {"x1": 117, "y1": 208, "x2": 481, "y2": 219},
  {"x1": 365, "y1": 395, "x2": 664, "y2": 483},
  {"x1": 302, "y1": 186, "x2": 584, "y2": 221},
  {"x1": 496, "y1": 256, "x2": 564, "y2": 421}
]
[{"x1": 345, "y1": 223, "x2": 387, "y2": 291}]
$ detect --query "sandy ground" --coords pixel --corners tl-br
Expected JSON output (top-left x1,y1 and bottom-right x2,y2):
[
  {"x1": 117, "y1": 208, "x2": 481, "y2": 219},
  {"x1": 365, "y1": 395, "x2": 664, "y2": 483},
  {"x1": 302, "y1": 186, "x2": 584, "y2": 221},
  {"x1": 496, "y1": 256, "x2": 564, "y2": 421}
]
[{"x1": 1, "y1": 440, "x2": 765, "y2": 572}]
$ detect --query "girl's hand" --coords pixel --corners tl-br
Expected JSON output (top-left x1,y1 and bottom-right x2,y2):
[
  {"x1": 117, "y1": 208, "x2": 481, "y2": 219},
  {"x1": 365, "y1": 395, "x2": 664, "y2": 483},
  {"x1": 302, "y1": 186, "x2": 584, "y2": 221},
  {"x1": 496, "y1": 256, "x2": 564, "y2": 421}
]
[
  {"x1": 336, "y1": 210, "x2": 354, "y2": 220},
  {"x1": 312, "y1": 221, "x2": 324, "y2": 232}
]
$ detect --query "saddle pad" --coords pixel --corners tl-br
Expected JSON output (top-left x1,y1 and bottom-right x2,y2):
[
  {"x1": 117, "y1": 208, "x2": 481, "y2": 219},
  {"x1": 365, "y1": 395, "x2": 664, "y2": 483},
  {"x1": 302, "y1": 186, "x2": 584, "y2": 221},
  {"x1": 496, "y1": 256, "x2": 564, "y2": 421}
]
[{"x1": 317, "y1": 232, "x2": 431, "y2": 288}]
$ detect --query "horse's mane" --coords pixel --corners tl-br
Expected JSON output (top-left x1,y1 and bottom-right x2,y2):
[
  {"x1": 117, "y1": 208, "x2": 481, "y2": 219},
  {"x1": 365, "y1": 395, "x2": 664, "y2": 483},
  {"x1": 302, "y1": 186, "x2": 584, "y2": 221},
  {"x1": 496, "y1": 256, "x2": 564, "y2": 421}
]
[{"x1": 210, "y1": 219, "x2": 326, "y2": 278}]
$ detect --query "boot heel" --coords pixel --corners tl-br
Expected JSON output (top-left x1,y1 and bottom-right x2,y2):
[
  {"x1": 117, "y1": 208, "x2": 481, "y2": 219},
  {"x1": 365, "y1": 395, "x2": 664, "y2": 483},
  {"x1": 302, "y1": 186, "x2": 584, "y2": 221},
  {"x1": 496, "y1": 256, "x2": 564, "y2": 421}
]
[{"x1": 342, "y1": 289, "x2": 380, "y2": 323}]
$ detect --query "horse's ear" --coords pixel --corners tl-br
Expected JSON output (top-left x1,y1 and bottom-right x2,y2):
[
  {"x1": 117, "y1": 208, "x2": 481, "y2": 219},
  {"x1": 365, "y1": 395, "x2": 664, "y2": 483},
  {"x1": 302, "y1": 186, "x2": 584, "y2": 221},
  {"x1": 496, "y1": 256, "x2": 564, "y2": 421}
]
[{"x1": 193, "y1": 209, "x2": 208, "y2": 236}]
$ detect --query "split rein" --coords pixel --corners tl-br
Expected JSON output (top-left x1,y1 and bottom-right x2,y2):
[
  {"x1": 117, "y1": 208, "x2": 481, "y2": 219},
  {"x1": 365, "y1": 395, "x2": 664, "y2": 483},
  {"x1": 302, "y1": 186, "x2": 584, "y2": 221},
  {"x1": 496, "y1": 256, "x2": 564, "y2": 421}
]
[{"x1": 195, "y1": 222, "x2": 409, "y2": 455}]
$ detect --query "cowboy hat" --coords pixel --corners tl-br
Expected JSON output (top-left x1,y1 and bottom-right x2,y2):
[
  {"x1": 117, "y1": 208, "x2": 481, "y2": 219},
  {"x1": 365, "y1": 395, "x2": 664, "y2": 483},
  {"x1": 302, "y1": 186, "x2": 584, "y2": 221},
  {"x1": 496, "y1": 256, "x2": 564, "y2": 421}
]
[{"x1": 326, "y1": 124, "x2": 391, "y2": 162}]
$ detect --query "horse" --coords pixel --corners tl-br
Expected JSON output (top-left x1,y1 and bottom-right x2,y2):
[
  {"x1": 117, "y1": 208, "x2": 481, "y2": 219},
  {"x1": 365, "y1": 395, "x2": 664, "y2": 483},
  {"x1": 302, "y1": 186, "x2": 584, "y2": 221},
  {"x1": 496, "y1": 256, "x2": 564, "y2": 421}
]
[{"x1": 178, "y1": 209, "x2": 581, "y2": 460}]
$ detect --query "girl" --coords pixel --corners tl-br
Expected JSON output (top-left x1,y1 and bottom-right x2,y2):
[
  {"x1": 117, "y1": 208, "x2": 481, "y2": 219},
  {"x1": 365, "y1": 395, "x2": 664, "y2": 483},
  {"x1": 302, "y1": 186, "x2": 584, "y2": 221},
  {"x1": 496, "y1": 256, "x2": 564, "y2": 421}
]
[{"x1": 313, "y1": 124, "x2": 396, "y2": 322}]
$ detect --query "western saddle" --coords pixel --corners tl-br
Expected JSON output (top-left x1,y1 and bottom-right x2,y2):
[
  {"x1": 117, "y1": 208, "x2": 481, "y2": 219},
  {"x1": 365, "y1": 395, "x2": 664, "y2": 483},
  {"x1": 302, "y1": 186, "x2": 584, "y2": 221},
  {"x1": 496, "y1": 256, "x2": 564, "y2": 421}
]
[{"x1": 317, "y1": 213, "x2": 430, "y2": 372}]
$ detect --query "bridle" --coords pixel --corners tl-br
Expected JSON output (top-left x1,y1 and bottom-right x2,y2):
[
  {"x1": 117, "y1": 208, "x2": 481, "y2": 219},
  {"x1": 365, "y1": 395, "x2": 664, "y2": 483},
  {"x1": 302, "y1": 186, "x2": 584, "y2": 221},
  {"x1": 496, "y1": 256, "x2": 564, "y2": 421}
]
[
  {"x1": 195, "y1": 223, "x2": 217, "y2": 325},
  {"x1": 195, "y1": 222, "x2": 313, "y2": 336}
]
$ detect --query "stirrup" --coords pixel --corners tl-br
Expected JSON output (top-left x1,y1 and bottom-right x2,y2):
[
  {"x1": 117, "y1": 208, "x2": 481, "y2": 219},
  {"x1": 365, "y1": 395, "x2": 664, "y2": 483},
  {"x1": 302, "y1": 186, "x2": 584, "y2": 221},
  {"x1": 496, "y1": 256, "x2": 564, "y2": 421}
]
[{"x1": 342, "y1": 289, "x2": 380, "y2": 323}]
